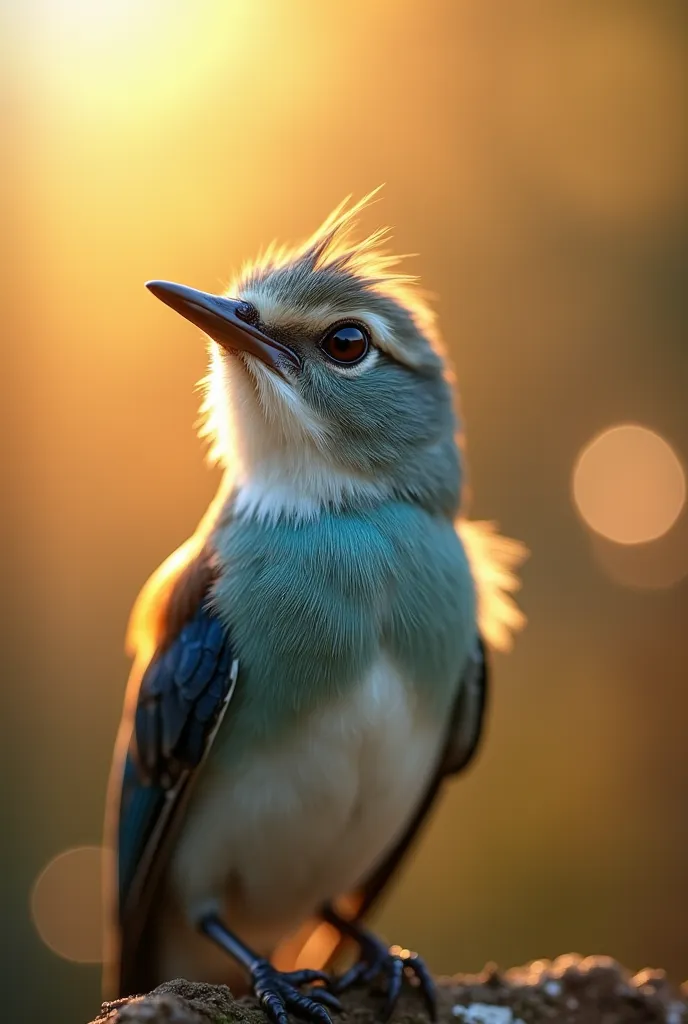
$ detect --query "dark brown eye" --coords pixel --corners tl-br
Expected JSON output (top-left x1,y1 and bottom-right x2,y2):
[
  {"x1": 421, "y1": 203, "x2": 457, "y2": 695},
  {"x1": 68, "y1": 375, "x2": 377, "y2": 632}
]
[
  {"x1": 320, "y1": 323, "x2": 370, "y2": 365},
  {"x1": 235, "y1": 300, "x2": 259, "y2": 325}
]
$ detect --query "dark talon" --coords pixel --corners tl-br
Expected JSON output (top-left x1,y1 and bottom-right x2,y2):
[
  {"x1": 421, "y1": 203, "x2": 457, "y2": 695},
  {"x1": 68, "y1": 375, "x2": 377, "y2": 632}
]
[
  {"x1": 329, "y1": 963, "x2": 364, "y2": 993},
  {"x1": 252, "y1": 958, "x2": 334, "y2": 1024},
  {"x1": 282, "y1": 968, "x2": 333, "y2": 986},
  {"x1": 286, "y1": 990, "x2": 332, "y2": 1023},
  {"x1": 407, "y1": 953, "x2": 437, "y2": 1020},
  {"x1": 382, "y1": 955, "x2": 405, "y2": 1020},
  {"x1": 308, "y1": 988, "x2": 344, "y2": 1011},
  {"x1": 321, "y1": 906, "x2": 434, "y2": 1018},
  {"x1": 198, "y1": 915, "x2": 336, "y2": 1023},
  {"x1": 329, "y1": 931, "x2": 434, "y2": 1019},
  {"x1": 257, "y1": 988, "x2": 290, "y2": 1024}
]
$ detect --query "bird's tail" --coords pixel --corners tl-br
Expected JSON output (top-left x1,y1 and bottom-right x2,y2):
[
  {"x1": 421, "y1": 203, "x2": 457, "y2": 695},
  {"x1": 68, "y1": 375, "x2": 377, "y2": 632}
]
[{"x1": 456, "y1": 518, "x2": 528, "y2": 652}]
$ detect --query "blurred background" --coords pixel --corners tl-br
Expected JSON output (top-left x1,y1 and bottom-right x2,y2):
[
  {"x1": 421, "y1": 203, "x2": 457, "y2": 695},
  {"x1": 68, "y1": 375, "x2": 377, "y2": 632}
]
[{"x1": 2, "y1": 1, "x2": 687, "y2": 1021}]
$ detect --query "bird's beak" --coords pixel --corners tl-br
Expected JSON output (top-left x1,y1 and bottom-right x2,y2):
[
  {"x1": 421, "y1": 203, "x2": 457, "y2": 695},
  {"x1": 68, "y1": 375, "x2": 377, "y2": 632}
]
[{"x1": 145, "y1": 280, "x2": 301, "y2": 375}]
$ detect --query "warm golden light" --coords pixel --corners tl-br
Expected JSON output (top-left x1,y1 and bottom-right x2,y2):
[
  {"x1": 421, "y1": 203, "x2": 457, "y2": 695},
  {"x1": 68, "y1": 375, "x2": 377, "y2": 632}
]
[
  {"x1": 591, "y1": 527, "x2": 688, "y2": 590},
  {"x1": 30, "y1": 846, "x2": 105, "y2": 963},
  {"x1": 5, "y1": 0, "x2": 688, "y2": 1010},
  {"x1": 493, "y1": 5, "x2": 688, "y2": 226},
  {"x1": 13, "y1": 1, "x2": 258, "y2": 121},
  {"x1": 573, "y1": 425, "x2": 686, "y2": 544},
  {"x1": 34, "y1": 0, "x2": 143, "y2": 32}
]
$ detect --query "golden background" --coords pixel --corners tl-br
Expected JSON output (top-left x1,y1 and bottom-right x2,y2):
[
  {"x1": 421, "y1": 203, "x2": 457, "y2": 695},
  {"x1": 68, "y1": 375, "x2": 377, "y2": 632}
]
[{"x1": 2, "y1": 2, "x2": 687, "y2": 1021}]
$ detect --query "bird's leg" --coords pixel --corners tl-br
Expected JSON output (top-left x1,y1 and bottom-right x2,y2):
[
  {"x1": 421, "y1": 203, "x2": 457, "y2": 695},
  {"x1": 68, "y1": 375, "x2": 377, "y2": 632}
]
[
  {"x1": 198, "y1": 913, "x2": 342, "y2": 1024},
  {"x1": 321, "y1": 904, "x2": 436, "y2": 1021}
]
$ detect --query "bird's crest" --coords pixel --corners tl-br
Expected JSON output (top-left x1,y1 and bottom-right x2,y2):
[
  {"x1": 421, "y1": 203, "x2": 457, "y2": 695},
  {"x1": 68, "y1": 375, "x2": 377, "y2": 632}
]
[
  {"x1": 231, "y1": 188, "x2": 441, "y2": 354},
  {"x1": 239, "y1": 187, "x2": 412, "y2": 288},
  {"x1": 197, "y1": 190, "x2": 448, "y2": 464}
]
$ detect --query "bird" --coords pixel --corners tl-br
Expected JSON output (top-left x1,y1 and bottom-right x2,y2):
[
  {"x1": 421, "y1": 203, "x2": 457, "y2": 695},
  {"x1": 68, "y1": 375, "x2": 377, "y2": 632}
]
[{"x1": 102, "y1": 191, "x2": 526, "y2": 1024}]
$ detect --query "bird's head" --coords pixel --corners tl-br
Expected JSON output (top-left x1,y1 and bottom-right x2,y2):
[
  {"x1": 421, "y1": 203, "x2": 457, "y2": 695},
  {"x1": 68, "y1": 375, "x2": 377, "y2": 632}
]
[{"x1": 147, "y1": 191, "x2": 463, "y2": 521}]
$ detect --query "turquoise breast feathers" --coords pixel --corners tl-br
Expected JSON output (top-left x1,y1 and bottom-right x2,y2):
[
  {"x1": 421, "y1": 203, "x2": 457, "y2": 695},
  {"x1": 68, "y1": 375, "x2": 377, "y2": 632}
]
[{"x1": 210, "y1": 500, "x2": 476, "y2": 747}]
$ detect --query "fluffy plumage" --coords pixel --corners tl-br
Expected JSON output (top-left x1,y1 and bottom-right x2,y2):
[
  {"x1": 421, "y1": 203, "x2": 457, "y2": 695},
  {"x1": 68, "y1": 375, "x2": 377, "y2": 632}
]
[{"x1": 105, "y1": 191, "x2": 526, "y2": 1003}]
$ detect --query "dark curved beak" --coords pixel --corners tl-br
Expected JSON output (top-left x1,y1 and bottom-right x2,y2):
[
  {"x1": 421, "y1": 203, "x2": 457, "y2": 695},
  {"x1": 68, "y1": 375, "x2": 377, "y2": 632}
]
[{"x1": 145, "y1": 280, "x2": 301, "y2": 375}]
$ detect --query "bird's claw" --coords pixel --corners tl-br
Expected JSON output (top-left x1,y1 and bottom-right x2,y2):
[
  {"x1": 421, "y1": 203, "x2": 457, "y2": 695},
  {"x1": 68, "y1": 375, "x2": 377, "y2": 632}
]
[
  {"x1": 331, "y1": 942, "x2": 436, "y2": 1021},
  {"x1": 252, "y1": 960, "x2": 342, "y2": 1024}
]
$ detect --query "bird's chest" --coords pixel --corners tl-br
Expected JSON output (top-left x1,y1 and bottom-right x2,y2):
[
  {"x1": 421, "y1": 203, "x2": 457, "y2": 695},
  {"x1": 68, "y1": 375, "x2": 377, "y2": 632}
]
[
  {"x1": 210, "y1": 504, "x2": 474, "y2": 741},
  {"x1": 169, "y1": 505, "x2": 473, "y2": 936},
  {"x1": 173, "y1": 652, "x2": 446, "y2": 930}
]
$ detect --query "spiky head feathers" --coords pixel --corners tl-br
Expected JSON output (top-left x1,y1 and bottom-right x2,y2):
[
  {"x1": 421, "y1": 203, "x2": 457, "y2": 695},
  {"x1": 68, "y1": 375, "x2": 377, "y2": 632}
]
[
  {"x1": 201, "y1": 191, "x2": 462, "y2": 520},
  {"x1": 232, "y1": 189, "x2": 445, "y2": 375}
]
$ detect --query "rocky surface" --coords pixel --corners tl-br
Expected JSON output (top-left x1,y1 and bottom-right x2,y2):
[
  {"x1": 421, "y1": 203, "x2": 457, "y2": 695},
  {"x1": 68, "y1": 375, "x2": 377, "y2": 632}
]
[{"x1": 90, "y1": 957, "x2": 688, "y2": 1024}]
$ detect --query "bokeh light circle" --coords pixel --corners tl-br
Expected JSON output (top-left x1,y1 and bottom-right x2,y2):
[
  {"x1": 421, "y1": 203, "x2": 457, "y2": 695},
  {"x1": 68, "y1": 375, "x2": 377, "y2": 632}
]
[
  {"x1": 30, "y1": 845, "x2": 105, "y2": 963},
  {"x1": 592, "y1": 529, "x2": 688, "y2": 590},
  {"x1": 573, "y1": 425, "x2": 685, "y2": 544}
]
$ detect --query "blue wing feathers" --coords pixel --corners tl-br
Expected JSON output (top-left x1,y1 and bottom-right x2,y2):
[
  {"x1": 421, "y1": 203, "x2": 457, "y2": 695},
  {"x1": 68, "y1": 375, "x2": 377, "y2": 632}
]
[
  {"x1": 132, "y1": 604, "x2": 233, "y2": 784},
  {"x1": 118, "y1": 601, "x2": 234, "y2": 917},
  {"x1": 118, "y1": 779, "x2": 166, "y2": 906}
]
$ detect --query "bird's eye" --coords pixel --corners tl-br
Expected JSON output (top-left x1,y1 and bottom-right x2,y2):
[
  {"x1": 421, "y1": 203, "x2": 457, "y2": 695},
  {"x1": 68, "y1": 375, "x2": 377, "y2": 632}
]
[
  {"x1": 320, "y1": 323, "x2": 370, "y2": 365},
  {"x1": 235, "y1": 300, "x2": 259, "y2": 325}
]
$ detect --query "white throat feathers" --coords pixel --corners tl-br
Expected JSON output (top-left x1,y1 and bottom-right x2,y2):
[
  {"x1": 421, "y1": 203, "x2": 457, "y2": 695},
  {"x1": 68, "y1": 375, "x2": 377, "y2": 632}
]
[{"x1": 201, "y1": 345, "x2": 390, "y2": 524}]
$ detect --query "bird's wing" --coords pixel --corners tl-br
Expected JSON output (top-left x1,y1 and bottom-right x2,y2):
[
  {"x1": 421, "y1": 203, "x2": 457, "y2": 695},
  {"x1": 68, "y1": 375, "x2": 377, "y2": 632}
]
[
  {"x1": 119, "y1": 604, "x2": 237, "y2": 909},
  {"x1": 103, "y1": 556, "x2": 237, "y2": 999}
]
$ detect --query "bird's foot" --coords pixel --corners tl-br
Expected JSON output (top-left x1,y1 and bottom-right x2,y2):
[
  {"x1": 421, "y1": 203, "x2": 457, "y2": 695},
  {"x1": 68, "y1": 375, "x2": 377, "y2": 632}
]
[
  {"x1": 331, "y1": 935, "x2": 436, "y2": 1021},
  {"x1": 251, "y1": 960, "x2": 342, "y2": 1024},
  {"x1": 199, "y1": 914, "x2": 341, "y2": 1024}
]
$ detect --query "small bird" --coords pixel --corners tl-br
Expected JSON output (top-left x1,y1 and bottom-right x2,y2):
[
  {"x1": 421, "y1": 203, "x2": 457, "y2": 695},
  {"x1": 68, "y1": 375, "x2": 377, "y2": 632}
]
[{"x1": 103, "y1": 192, "x2": 526, "y2": 1024}]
